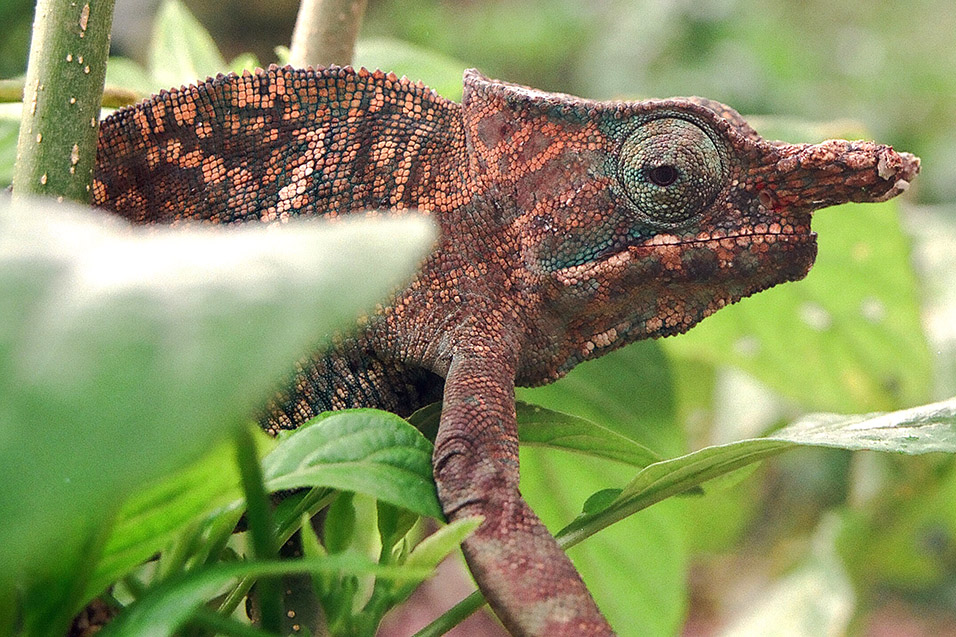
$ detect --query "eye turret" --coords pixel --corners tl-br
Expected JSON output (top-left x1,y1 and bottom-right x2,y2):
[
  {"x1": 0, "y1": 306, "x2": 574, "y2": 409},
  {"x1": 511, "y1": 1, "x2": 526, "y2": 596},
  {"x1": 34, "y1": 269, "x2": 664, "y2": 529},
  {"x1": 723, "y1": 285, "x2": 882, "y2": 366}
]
[{"x1": 618, "y1": 117, "x2": 726, "y2": 227}]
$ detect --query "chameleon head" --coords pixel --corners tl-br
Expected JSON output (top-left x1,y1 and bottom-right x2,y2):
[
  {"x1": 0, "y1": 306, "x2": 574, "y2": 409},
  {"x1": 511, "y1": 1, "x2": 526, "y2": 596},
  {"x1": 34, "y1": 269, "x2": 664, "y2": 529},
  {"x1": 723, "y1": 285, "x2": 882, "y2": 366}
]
[{"x1": 460, "y1": 71, "x2": 919, "y2": 376}]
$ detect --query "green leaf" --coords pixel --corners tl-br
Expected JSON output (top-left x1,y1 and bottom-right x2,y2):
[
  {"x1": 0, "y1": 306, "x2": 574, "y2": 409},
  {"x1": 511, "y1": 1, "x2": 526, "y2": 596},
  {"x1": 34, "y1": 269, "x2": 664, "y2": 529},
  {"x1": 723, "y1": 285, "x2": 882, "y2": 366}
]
[
  {"x1": 515, "y1": 401, "x2": 662, "y2": 467},
  {"x1": 325, "y1": 492, "x2": 357, "y2": 555},
  {"x1": 0, "y1": 196, "x2": 434, "y2": 589},
  {"x1": 383, "y1": 517, "x2": 481, "y2": 625},
  {"x1": 104, "y1": 56, "x2": 160, "y2": 96},
  {"x1": 408, "y1": 400, "x2": 662, "y2": 468},
  {"x1": 229, "y1": 53, "x2": 261, "y2": 75},
  {"x1": 263, "y1": 410, "x2": 442, "y2": 519},
  {"x1": 377, "y1": 501, "x2": 419, "y2": 558},
  {"x1": 354, "y1": 38, "x2": 467, "y2": 101},
  {"x1": 557, "y1": 397, "x2": 956, "y2": 549},
  {"x1": 148, "y1": 0, "x2": 227, "y2": 89},
  {"x1": 772, "y1": 397, "x2": 956, "y2": 453},
  {"x1": 518, "y1": 340, "x2": 683, "y2": 456},
  {"x1": 404, "y1": 517, "x2": 480, "y2": 572},
  {"x1": 98, "y1": 555, "x2": 430, "y2": 637},
  {"x1": 521, "y1": 450, "x2": 687, "y2": 637}
]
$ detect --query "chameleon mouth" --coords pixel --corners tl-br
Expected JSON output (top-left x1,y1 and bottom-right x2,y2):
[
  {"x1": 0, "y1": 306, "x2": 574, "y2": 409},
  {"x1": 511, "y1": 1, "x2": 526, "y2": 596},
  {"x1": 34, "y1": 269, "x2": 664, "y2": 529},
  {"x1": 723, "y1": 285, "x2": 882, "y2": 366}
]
[
  {"x1": 554, "y1": 229, "x2": 816, "y2": 287},
  {"x1": 640, "y1": 227, "x2": 815, "y2": 247}
]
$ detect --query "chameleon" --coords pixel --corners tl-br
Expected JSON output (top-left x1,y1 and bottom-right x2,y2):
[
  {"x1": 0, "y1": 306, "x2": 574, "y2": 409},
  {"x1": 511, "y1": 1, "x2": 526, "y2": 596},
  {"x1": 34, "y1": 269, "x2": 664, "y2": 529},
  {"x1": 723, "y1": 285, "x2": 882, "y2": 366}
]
[{"x1": 91, "y1": 64, "x2": 919, "y2": 636}]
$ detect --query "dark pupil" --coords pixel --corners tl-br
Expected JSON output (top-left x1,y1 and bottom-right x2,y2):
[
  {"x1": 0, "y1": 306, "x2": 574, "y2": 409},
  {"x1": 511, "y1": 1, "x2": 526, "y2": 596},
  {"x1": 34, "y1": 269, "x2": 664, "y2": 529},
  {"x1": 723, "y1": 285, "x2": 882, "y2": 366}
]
[{"x1": 647, "y1": 165, "x2": 679, "y2": 187}]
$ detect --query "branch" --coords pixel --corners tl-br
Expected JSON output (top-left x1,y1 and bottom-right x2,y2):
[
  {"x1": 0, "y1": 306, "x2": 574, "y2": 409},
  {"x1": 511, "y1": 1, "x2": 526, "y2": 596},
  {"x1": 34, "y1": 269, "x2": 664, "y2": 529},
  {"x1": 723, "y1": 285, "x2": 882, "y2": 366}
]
[
  {"x1": 289, "y1": 0, "x2": 368, "y2": 69},
  {"x1": 1, "y1": 79, "x2": 143, "y2": 109},
  {"x1": 12, "y1": 0, "x2": 115, "y2": 203}
]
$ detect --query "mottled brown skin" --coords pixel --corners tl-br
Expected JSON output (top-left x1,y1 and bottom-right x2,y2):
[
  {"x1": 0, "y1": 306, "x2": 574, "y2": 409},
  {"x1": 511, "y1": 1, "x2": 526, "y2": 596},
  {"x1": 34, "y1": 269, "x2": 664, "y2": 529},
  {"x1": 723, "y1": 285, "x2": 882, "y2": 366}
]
[{"x1": 92, "y1": 65, "x2": 919, "y2": 636}]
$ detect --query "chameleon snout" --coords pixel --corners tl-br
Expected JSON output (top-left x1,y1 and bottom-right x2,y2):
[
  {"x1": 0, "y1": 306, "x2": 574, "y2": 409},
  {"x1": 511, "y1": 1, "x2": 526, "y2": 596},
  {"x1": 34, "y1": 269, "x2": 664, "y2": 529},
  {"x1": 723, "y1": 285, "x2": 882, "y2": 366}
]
[{"x1": 759, "y1": 139, "x2": 920, "y2": 212}]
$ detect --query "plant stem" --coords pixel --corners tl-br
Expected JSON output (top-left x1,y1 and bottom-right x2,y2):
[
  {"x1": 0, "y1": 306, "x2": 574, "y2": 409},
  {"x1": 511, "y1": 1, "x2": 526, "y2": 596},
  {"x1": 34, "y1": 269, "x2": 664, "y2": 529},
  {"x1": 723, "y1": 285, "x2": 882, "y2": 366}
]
[
  {"x1": 12, "y1": 0, "x2": 115, "y2": 203},
  {"x1": 0, "y1": 79, "x2": 141, "y2": 109},
  {"x1": 289, "y1": 0, "x2": 368, "y2": 68},
  {"x1": 234, "y1": 425, "x2": 282, "y2": 634},
  {"x1": 413, "y1": 590, "x2": 484, "y2": 637}
]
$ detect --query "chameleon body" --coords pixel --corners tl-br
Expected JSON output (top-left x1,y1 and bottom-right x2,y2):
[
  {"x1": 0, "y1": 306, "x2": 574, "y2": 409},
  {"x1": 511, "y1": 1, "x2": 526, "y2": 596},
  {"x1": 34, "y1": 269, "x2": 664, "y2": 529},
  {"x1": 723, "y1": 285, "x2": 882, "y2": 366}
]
[{"x1": 92, "y1": 65, "x2": 919, "y2": 636}]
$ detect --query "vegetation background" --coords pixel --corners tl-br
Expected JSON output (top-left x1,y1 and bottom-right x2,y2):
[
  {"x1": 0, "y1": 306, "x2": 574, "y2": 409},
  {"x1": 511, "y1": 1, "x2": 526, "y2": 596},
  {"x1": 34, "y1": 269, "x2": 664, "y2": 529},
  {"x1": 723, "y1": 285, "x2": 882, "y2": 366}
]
[{"x1": 2, "y1": 1, "x2": 955, "y2": 636}]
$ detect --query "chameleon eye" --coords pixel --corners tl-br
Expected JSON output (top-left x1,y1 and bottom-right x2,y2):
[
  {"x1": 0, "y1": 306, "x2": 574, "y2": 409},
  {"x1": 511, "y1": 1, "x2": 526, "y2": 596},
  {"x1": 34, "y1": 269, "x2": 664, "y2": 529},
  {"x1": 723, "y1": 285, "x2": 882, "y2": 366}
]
[{"x1": 618, "y1": 117, "x2": 725, "y2": 226}]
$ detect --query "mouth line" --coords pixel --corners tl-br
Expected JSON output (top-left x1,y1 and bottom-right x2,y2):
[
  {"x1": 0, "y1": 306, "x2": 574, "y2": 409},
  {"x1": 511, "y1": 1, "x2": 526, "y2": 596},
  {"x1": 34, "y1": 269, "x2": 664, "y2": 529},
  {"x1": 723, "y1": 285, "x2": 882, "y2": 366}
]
[
  {"x1": 554, "y1": 230, "x2": 816, "y2": 278},
  {"x1": 635, "y1": 228, "x2": 816, "y2": 248}
]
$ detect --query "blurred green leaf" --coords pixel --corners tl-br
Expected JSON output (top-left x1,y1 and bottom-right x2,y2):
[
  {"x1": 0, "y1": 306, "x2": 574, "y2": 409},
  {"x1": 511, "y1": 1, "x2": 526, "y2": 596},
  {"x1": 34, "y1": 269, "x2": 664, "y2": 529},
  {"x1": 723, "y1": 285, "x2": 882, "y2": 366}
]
[
  {"x1": 85, "y1": 439, "x2": 246, "y2": 600},
  {"x1": 0, "y1": 196, "x2": 433, "y2": 591},
  {"x1": 558, "y1": 397, "x2": 956, "y2": 548},
  {"x1": 98, "y1": 555, "x2": 430, "y2": 637},
  {"x1": 228, "y1": 53, "x2": 261, "y2": 75},
  {"x1": 104, "y1": 57, "x2": 160, "y2": 96},
  {"x1": 839, "y1": 457, "x2": 956, "y2": 593},
  {"x1": 355, "y1": 37, "x2": 467, "y2": 101},
  {"x1": 148, "y1": 0, "x2": 227, "y2": 88},
  {"x1": 263, "y1": 410, "x2": 442, "y2": 519}
]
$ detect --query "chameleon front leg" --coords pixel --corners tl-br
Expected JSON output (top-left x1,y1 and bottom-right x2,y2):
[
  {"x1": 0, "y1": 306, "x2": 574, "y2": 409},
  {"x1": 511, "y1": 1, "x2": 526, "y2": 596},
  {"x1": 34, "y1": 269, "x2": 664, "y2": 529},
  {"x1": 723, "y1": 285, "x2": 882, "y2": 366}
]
[{"x1": 433, "y1": 350, "x2": 614, "y2": 636}]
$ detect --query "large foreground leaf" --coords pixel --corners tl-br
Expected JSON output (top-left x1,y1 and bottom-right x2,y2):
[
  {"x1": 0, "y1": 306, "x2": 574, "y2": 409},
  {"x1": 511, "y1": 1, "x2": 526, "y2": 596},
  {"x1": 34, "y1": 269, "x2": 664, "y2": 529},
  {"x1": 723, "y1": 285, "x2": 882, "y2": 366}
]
[{"x1": 0, "y1": 195, "x2": 433, "y2": 586}]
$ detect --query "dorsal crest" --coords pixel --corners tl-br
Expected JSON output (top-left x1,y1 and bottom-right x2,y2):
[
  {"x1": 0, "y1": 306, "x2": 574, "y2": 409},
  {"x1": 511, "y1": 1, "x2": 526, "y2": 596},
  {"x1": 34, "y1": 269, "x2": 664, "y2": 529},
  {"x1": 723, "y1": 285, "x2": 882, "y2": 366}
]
[{"x1": 94, "y1": 65, "x2": 464, "y2": 224}]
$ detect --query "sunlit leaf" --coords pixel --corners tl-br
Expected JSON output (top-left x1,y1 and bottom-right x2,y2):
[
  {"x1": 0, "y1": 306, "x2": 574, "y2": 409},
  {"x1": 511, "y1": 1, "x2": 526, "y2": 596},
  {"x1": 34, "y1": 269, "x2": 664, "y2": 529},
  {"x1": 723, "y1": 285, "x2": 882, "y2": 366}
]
[{"x1": 263, "y1": 410, "x2": 442, "y2": 519}]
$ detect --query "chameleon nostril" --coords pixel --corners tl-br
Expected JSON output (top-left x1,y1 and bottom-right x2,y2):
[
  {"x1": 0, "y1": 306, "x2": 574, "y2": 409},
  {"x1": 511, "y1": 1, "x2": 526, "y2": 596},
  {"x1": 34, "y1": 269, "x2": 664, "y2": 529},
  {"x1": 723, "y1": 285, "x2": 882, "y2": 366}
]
[{"x1": 758, "y1": 189, "x2": 775, "y2": 209}]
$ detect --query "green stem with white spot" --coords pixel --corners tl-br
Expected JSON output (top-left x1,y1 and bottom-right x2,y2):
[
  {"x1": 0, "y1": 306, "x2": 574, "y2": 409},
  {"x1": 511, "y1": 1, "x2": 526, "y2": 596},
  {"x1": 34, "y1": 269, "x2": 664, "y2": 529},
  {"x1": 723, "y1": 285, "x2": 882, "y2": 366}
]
[{"x1": 12, "y1": 0, "x2": 115, "y2": 203}]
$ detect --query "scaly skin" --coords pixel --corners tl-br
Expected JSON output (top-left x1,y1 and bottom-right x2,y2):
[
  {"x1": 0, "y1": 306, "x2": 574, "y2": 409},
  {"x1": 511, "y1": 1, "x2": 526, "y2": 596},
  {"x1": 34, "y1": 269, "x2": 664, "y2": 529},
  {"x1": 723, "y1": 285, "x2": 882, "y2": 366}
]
[{"x1": 92, "y1": 65, "x2": 919, "y2": 636}]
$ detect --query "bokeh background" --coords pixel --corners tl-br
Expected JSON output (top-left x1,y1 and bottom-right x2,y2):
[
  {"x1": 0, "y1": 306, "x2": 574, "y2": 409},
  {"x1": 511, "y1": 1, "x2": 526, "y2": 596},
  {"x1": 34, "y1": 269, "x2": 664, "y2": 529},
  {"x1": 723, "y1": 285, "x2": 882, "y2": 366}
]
[{"x1": 2, "y1": 1, "x2": 955, "y2": 636}]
